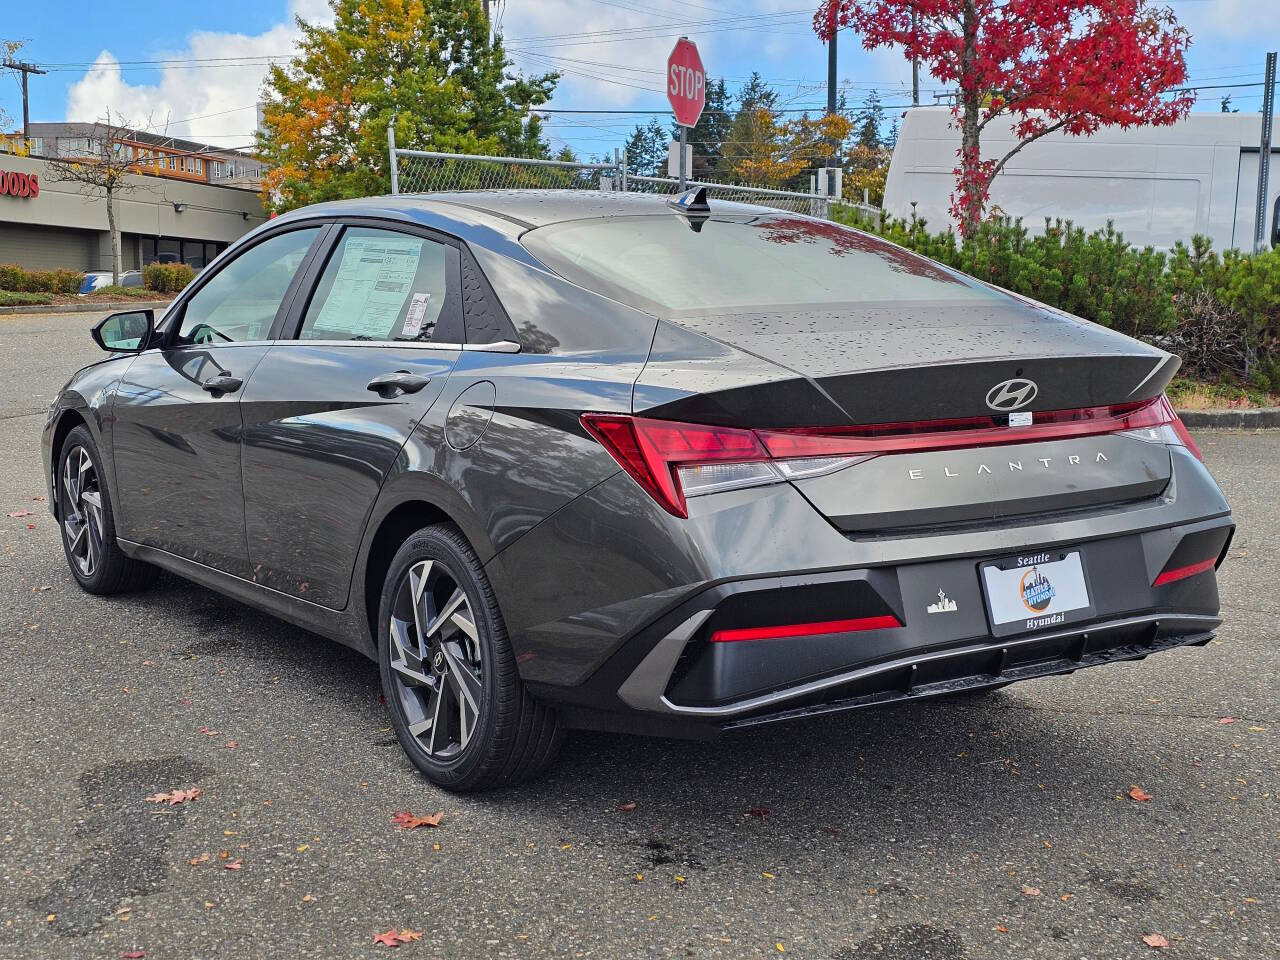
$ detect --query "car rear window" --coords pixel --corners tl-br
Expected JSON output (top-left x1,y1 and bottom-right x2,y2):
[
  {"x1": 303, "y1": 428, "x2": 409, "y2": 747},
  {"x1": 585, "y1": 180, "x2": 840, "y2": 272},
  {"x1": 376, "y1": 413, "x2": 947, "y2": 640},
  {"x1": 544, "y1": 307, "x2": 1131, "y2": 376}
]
[{"x1": 521, "y1": 214, "x2": 998, "y2": 315}]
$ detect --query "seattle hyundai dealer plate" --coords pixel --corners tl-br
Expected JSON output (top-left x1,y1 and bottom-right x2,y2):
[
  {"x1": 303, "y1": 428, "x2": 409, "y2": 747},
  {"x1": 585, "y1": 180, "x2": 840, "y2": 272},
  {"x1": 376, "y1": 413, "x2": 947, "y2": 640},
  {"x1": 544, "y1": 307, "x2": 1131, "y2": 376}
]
[{"x1": 981, "y1": 551, "x2": 1093, "y2": 636}]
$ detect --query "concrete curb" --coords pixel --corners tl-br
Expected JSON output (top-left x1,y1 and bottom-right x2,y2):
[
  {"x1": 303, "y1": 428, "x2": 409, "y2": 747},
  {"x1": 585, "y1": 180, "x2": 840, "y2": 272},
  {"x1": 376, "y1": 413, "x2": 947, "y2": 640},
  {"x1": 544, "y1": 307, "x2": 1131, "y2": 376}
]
[
  {"x1": 0, "y1": 300, "x2": 171, "y2": 316},
  {"x1": 1177, "y1": 407, "x2": 1280, "y2": 429}
]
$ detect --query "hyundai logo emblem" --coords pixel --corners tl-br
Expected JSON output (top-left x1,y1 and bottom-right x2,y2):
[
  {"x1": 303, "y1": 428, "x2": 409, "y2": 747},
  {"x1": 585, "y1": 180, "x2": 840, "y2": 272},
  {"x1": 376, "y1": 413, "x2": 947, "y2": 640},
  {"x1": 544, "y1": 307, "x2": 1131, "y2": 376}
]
[{"x1": 985, "y1": 378, "x2": 1038, "y2": 411}]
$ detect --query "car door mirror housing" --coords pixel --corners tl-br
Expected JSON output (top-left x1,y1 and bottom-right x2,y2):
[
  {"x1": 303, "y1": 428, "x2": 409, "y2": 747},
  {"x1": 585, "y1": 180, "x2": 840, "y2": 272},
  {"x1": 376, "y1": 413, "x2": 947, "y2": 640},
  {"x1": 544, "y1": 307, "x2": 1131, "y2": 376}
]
[{"x1": 92, "y1": 310, "x2": 154, "y2": 353}]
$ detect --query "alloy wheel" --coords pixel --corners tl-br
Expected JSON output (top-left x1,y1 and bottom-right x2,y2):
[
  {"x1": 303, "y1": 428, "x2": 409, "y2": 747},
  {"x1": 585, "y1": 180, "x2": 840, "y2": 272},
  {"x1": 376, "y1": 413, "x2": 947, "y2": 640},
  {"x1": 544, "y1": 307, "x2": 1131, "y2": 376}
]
[
  {"x1": 387, "y1": 559, "x2": 484, "y2": 761},
  {"x1": 61, "y1": 445, "x2": 104, "y2": 578}
]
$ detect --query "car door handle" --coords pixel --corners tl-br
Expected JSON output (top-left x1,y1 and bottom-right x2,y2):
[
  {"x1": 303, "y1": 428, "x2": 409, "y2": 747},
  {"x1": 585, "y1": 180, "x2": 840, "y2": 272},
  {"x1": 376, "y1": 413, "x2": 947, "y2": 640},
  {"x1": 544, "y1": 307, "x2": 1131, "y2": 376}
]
[
  {"x1": 367, "y1": 371, "x2": 431, "y2": 397},
  {"x1": 201, "y1": 374, "x2": 243, "y2": 394}
]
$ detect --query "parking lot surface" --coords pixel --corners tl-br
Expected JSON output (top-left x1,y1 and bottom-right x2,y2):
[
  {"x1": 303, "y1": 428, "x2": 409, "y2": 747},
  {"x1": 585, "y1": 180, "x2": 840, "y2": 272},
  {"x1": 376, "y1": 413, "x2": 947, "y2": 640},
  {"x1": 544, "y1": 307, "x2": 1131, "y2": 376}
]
[{"x1": 1, "y1": 311, "x2": 1276, "y2": 959}]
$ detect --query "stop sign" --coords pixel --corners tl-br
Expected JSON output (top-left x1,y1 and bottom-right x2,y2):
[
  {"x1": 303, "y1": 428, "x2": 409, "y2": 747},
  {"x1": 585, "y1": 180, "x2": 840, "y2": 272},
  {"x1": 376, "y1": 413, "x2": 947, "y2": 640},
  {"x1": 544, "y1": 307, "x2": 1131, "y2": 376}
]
[{"x1": 667, "y1": 37, "x2": 706, "y2": 128}]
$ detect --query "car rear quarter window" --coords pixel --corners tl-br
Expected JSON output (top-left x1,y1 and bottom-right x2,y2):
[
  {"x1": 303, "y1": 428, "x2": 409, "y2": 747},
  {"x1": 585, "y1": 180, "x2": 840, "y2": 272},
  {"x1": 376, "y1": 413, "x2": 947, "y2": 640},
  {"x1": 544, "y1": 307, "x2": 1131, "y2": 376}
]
[
  {"x1": 298, "y1": 227, "x2": 459, "y2": 343},
  {"x1": 175, "y1": 228, "x2": 321, "y2": 344},
  {"x1": 521, "y1": 214, "x2": 998, "y2": 316}
]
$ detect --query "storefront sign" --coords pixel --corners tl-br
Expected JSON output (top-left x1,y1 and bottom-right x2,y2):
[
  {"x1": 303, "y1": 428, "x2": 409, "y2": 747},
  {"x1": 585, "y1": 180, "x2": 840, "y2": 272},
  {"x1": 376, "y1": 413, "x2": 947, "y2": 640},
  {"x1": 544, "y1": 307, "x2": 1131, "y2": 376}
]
[{"x1": 0, "y1": 169, "x2": 39, "y2": 199}]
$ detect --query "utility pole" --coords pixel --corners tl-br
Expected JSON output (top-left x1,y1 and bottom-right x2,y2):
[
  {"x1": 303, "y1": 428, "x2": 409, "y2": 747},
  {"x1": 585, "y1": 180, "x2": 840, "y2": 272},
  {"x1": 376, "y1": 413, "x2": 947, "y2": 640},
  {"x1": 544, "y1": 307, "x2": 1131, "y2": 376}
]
[
  {"x1": 1255, "y1": 51, "x2": 1276, "y2": 254},
  {"x1": 910, "y1": 4, "x2": 919, "y2": 106},
  {"x1": 4, "y1": 58, "x2": 47, "y2": 141},
  {"x1": 823, "y1": 4, "x2": 840, "y2": 199}
]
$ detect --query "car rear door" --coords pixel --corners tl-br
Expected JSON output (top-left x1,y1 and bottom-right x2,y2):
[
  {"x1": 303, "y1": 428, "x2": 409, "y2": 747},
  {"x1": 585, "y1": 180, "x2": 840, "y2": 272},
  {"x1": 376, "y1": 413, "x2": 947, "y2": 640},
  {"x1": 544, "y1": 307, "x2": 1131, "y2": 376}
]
[
  {"x1": 111, "y1": 225, "x2": 326, "y2": 576},
  {"x1": 238, "y1": 220, "x2": 465, "y2": 609}
]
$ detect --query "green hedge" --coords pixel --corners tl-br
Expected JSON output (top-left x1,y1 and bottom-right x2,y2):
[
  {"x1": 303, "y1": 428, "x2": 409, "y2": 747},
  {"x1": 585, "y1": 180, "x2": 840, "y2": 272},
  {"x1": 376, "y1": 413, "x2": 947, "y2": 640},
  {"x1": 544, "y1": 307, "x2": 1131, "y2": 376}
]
[
  {"x1": 0, "y1": 289, "x2": 54, "y2": 307},
  {"x1": 142, "y1": 262, "x2": 197, "y2": 293},
  {"x1": 834, "y1": 208, "x2": 1280, "y2": 391},
  {"x1": 0, "y1": 264, "x2": 84, "y2": 295}
]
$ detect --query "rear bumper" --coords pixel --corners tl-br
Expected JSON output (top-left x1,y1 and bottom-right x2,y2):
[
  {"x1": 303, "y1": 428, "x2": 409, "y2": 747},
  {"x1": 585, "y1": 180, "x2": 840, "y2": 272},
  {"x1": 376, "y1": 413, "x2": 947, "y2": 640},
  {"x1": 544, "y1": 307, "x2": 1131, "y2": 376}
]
[{"x1": 494, "y1": 445, "x2": 1234, "y2": 737}]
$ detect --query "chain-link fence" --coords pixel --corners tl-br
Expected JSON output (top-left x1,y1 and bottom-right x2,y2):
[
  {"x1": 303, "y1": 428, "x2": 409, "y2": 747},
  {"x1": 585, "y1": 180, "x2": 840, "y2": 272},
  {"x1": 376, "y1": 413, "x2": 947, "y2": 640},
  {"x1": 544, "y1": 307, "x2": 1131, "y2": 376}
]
[
  {"x1": 393, "y1": 149, "x2": 623, "y2": 194},
  {"x1": 388, "y1": 132, "x2": 880, "y2": 223}
]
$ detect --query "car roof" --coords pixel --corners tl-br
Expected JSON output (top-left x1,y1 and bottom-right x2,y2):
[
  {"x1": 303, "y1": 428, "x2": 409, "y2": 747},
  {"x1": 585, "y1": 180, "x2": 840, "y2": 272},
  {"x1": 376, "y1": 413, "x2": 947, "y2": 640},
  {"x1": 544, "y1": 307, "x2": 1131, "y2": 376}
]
[{"x1": 273, "y1": 189, "x2": 776, "y2": 233}]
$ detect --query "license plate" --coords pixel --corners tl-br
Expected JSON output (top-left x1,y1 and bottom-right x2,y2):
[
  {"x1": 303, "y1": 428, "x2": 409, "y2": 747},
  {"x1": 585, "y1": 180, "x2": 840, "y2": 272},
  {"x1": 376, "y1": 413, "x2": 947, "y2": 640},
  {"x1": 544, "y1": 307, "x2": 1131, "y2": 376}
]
[{"x1": 980, "y1": 550, "x2": 1093, "y2": 637}]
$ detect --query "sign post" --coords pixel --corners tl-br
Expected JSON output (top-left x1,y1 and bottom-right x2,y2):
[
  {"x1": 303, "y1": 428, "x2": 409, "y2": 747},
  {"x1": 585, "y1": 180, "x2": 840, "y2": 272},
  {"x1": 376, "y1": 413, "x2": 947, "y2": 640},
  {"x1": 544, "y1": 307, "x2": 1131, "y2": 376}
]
[{"x1": 666, "y1": 37, "x2": 706, "y2": 192}]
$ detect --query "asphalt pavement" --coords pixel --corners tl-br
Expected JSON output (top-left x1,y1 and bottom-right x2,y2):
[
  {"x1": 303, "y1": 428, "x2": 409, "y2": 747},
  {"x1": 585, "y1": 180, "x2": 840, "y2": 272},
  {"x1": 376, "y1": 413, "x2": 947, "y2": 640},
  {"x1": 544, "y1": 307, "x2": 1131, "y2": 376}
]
[{"x1": 1, "y1": 311, "x2": 1276, "y2": 960}]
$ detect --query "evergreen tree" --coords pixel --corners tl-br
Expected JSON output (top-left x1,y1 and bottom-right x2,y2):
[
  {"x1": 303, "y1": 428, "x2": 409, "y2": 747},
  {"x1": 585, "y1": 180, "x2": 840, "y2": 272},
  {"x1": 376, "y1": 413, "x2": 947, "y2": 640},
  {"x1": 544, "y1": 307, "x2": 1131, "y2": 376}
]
[
  {"x1": 669, "y1": 77, "x2": 732, "y2": 181},
  {"x1": 622, "y1": 119, "x2": 670, "y2": 177}
]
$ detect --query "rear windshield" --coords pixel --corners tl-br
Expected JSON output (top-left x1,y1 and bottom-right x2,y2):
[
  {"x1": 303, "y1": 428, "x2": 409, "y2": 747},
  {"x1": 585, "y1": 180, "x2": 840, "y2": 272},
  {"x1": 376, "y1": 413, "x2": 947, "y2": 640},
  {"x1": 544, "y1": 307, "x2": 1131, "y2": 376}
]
[{"x1": 521, "y1": 214, "x2": 998, "y2": 315}]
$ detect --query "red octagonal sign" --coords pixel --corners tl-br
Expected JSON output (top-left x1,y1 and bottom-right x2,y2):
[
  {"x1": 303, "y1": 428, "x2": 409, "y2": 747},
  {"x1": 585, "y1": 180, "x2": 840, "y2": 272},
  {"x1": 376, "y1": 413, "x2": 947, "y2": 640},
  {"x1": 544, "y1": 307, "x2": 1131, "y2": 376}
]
[{"x1": 667, "y1": 37, "x2": 706, "y2": 128}]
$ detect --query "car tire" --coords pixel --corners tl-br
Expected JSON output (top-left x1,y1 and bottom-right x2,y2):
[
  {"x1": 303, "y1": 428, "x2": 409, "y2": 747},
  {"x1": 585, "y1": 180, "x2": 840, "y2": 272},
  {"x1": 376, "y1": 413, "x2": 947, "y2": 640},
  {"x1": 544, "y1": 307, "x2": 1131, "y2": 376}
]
[
  {"x1": 377, "y1": 523, "x2": 563, "y2": 792},
  {"x1": 57, "y1": 424, "x2": 158, "y2": 595}
]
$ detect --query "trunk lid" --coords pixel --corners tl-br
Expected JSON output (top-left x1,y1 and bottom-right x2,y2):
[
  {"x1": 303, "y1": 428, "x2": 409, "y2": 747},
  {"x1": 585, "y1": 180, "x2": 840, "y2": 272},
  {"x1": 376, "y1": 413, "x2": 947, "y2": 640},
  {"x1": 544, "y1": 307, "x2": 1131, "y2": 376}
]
[{"x1": 633, "y1": 299, "x2": 1179, "y2": 532}]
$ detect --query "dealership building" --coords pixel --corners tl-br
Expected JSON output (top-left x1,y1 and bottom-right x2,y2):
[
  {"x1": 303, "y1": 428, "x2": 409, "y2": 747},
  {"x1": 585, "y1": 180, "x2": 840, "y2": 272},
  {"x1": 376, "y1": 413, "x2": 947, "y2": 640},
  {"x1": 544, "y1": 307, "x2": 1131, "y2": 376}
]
[{"x1": 0, "y1": 123, "x2": 267, "y2": 273}]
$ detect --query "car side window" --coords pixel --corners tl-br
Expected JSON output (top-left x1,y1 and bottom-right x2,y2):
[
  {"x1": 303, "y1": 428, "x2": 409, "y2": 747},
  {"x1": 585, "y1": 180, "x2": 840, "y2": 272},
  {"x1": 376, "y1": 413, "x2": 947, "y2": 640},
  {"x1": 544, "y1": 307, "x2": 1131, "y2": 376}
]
[
  {"x1": 298, "y1": 227, "x2": 459, "y2": 343},
  {"x1": 174, "y1": 228, "x2": 320, "y2": 345}
]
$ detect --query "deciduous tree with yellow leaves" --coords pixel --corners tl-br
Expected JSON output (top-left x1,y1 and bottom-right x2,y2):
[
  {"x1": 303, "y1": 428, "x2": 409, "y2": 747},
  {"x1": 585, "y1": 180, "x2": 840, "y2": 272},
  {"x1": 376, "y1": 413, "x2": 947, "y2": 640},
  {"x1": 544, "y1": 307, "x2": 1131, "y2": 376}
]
[{"x1": 257, "y1": 0, "x2": 557, "y2": 211}]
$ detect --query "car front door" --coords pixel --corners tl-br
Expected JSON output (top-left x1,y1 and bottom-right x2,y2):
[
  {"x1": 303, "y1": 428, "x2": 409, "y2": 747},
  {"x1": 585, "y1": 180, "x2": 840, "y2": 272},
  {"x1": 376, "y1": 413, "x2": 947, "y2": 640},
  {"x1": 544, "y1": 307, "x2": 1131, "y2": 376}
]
[
  {"x1": 111, "y1": 226, "x2": 325, "y2": 576},
  {"x1": 238, "y1": 222, "x2": 465, "y2": 608}
]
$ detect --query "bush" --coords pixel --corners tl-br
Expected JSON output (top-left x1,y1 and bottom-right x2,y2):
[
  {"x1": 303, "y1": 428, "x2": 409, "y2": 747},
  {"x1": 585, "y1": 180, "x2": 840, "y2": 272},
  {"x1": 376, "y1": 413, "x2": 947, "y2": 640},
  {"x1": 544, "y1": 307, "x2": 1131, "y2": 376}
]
[
  {"x1": 0, "y1": 264, "x2": 84, "y2": 294},
  {"x1": 142, "y1": 262, "x2": 197, "y2": 293},
  {"x1": 0, "y1": 290, "x2": 54, "y2": 307},
  {"x1": 833, "y1": 208, "x2": 1280, "y2": 386}
]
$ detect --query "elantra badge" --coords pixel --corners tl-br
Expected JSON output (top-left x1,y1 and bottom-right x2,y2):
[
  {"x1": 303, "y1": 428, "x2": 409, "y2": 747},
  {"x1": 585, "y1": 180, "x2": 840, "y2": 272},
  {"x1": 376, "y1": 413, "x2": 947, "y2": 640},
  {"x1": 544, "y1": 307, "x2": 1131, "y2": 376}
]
[{"x1": 986, "y1": 378, "x2": 1038, "y2": 411}]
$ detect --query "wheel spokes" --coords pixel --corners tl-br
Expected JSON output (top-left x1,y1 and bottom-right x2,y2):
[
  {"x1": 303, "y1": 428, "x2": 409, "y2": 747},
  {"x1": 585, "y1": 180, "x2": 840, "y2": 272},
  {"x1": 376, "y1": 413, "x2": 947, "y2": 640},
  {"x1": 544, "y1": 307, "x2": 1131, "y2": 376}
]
[
  {"x1": 61, "y1": 446, "x2": 100, "y2": 577},
  {"x1": 387, "y1": 561, "x2": 483, "y2": 760}
]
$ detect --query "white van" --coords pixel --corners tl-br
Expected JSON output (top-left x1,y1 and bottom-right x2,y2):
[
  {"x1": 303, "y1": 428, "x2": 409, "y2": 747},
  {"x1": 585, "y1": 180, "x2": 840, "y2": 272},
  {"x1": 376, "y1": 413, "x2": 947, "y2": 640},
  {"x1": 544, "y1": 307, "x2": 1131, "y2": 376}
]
[{"x1": 882, "y1": 106, "x2": 1280, "y2": 252}]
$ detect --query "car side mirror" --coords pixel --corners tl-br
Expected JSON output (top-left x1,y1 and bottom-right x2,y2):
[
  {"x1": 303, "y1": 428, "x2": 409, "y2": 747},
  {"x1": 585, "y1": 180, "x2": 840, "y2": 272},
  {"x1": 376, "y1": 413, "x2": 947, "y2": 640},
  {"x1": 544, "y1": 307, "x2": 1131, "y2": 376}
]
[{"x1": 92, "y1": 309, "x2": 154, "y2": 353}]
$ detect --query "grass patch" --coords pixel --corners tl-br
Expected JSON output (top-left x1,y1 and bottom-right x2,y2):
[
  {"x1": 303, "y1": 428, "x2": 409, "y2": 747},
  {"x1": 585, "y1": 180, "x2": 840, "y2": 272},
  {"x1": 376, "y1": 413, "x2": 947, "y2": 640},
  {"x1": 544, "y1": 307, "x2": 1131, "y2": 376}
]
[
  {"x1": 1167, "y1": 376, "x2": 1280, "y2": 410},
  {"x1": 83, "y1": 286, "x2": 161, "y2": 300},
  {"x1": 0, "y1": 290, "x2": 53, "y2": 307}
]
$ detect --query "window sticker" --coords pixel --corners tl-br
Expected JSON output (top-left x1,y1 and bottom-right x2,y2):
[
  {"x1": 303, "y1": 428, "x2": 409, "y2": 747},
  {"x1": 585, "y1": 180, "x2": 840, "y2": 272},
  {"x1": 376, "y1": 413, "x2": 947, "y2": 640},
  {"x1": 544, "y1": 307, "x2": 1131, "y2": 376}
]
[
  {"x1": 401, "y1": 292, "x2": 433, "y2": 339},
  {"x1": 311, "y1": 236, "x2": 424, "y2": 338}
]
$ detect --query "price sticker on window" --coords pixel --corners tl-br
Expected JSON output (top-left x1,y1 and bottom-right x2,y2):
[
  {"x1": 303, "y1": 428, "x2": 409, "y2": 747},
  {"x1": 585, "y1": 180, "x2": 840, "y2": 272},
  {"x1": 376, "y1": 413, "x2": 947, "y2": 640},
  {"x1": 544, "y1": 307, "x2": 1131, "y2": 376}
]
[{"x1": 401, "y1": 292, "x2": 432, "y2": 339}]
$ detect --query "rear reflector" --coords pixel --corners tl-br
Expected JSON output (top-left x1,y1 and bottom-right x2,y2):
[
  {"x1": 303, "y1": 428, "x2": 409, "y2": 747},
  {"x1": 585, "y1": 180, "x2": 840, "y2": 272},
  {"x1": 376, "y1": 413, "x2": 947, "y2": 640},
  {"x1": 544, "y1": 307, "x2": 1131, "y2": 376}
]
[
  {"x1": 582, "y1": 394, "x2": 1199, "y2": 518},
  {"x1": 1153, "y1": 556, "x2": 1218, "y2": 586},
  {"x1": 710, "y1": 614, "x2": 902, "y2": 643}
]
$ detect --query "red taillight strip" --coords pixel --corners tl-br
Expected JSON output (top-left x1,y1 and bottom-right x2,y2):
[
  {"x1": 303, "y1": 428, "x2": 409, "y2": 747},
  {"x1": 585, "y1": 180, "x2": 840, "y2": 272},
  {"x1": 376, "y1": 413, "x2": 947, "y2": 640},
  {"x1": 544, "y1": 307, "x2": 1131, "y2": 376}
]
[
  {"x1": 758, "y1": 397, "x2": 1173, "y2": 459},
  {"x1": 710, "y1": 614, "x2": 902, "y2": 643},
  {"x1": 1153, "y1": 556, "x2": 1218, "y2": 586}
]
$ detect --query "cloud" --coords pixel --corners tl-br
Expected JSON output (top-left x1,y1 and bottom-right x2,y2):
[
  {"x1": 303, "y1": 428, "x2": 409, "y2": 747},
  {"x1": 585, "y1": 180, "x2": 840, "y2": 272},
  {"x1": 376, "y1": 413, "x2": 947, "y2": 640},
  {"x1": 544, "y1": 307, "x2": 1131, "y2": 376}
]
[{"x1": 64, "y1": 0, "x2": 330, "y2": 145}]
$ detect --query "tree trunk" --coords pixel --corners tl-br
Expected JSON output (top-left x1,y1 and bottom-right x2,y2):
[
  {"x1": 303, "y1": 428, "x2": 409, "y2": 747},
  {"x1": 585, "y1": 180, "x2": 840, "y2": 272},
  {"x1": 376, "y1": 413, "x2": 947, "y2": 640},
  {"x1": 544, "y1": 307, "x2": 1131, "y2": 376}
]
[
  {"x1": 105, "y1": 186, "x2": 120, "y2": 286},
  {"x1": 958, "y1": 0, "x2": 984, "y2": 239}
]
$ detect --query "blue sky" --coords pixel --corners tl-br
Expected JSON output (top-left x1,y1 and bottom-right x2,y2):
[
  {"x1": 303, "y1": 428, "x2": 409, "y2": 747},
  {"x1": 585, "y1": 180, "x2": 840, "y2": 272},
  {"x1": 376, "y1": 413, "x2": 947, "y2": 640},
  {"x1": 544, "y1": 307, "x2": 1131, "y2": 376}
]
[{"x1": 2, "y1": 0, "x2": 1273, "y2": 158}]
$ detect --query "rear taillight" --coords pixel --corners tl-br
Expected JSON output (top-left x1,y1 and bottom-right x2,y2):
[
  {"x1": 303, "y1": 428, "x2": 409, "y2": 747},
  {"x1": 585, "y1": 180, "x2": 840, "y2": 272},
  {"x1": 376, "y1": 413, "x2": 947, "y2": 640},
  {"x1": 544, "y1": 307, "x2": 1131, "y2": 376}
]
[{"x1": 582, "y1": 394, "x2": 1199, "y2": 518}]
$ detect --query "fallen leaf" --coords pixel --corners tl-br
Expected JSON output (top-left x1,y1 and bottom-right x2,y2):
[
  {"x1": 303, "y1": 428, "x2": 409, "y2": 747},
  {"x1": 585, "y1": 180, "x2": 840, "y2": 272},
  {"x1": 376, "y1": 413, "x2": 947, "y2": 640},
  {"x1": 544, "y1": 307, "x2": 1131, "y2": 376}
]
[
  {"x1": 746, "y1": 806, "x2": 771, "y2": 819},
  {"x1": 1142, "y1": 933, "x2": 1170, "y2": 949},
  {"x1": 1021, "y1": 885, "x2": 1041, "y2": 897},
  {"x1": 618, "y1": 801, "x2": 636, "y2": 812},
  {"x1": 762, "y1": 871, "x2": 775, "y2": 879},
  {"x1": 145, "y1": 787, "x2": 202, "y2": 806},
  {"x1": 225, "y1": 859, "x2": 243, "y2": 871},
  {"x1": 46, "y1": 914, "x2": 55, "y2": 922},
  {"x1": 776, "y1": 944, "x2": 786, "y2": 953},
  {"x1": 821, "y1": 825, "x2": 841, "y2": 835},
  {"x1": 372, "y1": 929, "x2": 401, "y2": 947},
  {"x1": 994, "y1": 924, "x2": 1009, "y2": 933},
  {"x1": 199, "y1": 726, "x2": 219, "y2": 736},
  {"x1": 7, "y1": 510, "x2": 33, "y2": 518},
  {"x1": 1060, "y1": 893, "x2": 1073, "y2": 902},
  {"x1": 302, "y1": 895, "x2": 313, "y2": 903},
  {"x1": 179, "y1": 698, "x2": 193, "y2": 706},
  {"x1": 391, "y1": 810, "x2": 443, "y2": 830},
  {"x1": 296, "y1": 844, "x2": 309, "y2": 853},
  {"x1": 141, "y1": 660, "x2": 155, "y2": 667},
  {"x1": 674, "y1": 874, "x2": 686, "y2": 885},
  {"x1": 188, "y1": 853, "x2": 210, "y2": 866},
  {"x1": 32, "y1": 495, "x2": 45, "y2": 501},
  {"x1": 398, "y1": 929, "x2": 423, "y2": 942},
  {"x1": 119, "y1": 952, "x2": 145, "y2": 959},
  {"x1": 1218, "y1": 717, "x2": 1237, "y2": 725},
  {"x1": 1129, "y1": 786, "x2": 1154, "y2": 803},
  {"x1": 224, "y1": 741, "x2": 238, "y2": 749}
]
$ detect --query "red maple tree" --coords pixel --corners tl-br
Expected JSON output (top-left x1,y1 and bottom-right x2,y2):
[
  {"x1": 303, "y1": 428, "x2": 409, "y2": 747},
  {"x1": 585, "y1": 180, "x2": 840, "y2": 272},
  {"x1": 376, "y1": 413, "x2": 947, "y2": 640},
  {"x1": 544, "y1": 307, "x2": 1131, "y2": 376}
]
[{"x1": 815, "y1": 0, "x2": 1194, "y2": 236}]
